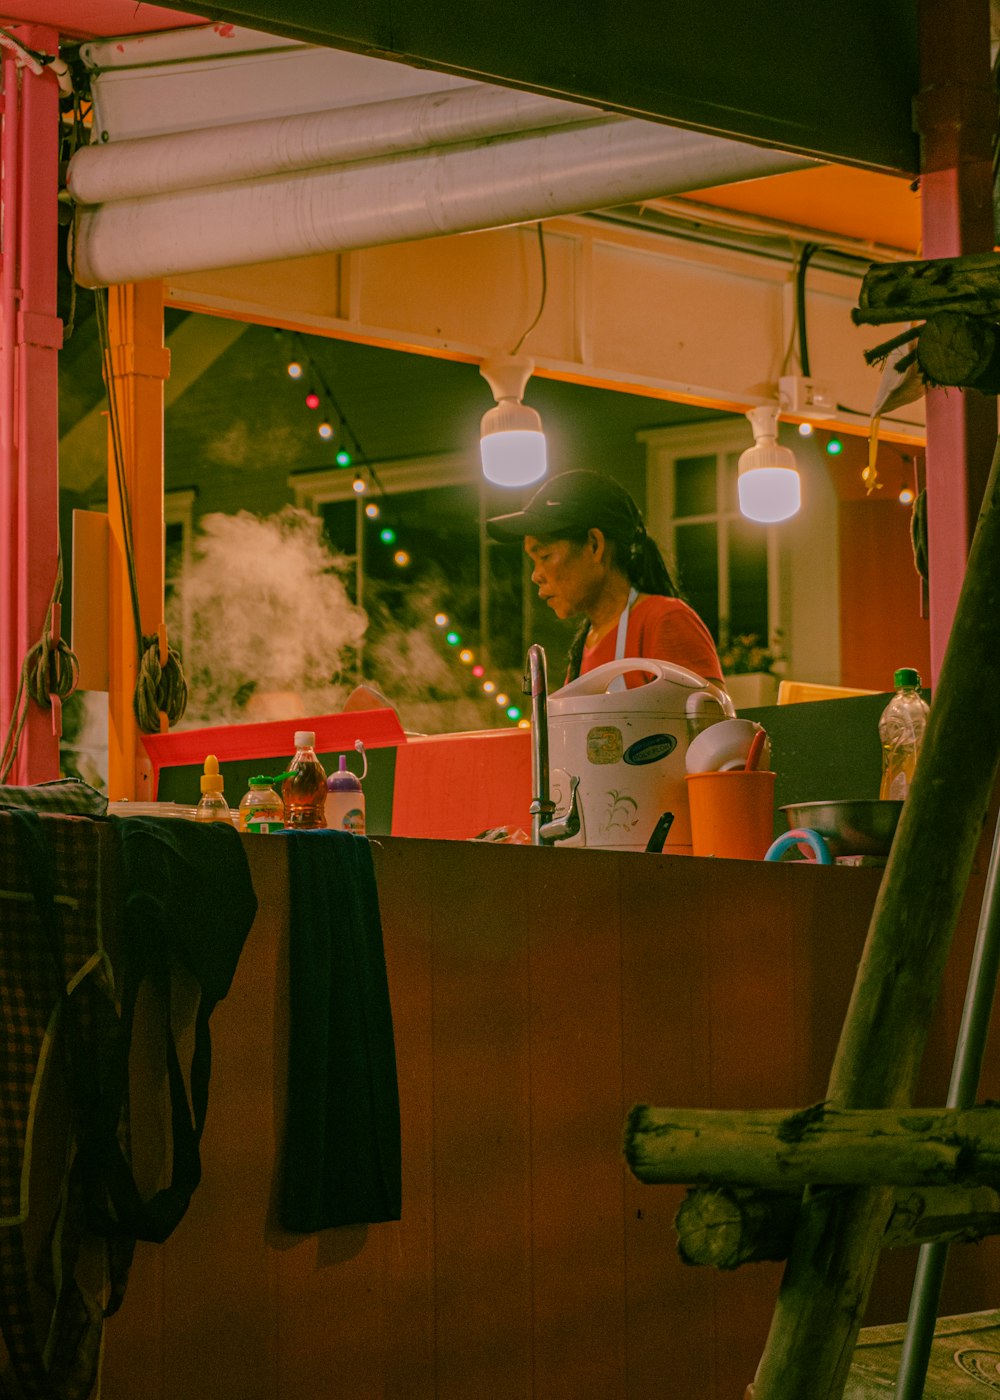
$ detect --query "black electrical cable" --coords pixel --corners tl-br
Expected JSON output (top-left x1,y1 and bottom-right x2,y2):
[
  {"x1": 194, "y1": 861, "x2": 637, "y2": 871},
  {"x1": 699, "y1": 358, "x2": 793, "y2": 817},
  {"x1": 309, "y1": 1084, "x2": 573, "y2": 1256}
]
[
  {"x1": 511, "y1": 222, "x2": 548, "y2": 355},
  {"x1": 795, "y1": 242, "x2": 819, "y2": 378}
]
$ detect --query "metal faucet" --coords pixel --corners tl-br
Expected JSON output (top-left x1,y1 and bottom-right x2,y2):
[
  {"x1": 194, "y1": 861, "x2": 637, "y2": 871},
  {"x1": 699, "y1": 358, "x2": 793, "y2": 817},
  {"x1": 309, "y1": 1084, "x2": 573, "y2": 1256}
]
[{"x1": 523, "y1": 643, "x2": 581, "y2": 846}]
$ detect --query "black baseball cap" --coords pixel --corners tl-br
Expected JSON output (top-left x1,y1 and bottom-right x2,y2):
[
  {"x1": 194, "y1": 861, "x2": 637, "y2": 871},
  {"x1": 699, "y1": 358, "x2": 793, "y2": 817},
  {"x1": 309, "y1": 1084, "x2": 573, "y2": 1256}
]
[{"x1": 486, "y1": 470, "x2": 643, "y2": 542}]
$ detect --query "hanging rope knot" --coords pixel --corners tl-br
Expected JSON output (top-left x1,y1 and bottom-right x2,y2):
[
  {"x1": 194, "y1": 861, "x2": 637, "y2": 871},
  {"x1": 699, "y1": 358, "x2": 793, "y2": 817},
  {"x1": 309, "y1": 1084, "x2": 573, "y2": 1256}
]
[
  {"x1": 134, "y1": 634, "x2": 188, "y2": 734},
  {"x1": 25, "y1": 628, "x2": 79, "y2": 710}
]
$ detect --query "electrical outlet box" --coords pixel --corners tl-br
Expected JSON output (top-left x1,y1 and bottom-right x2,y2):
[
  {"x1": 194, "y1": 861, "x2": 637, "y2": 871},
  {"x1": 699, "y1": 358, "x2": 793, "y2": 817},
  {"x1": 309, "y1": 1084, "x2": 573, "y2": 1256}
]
[{"x1": 778, "y1": 375, "x2": 837, "y2": 420}]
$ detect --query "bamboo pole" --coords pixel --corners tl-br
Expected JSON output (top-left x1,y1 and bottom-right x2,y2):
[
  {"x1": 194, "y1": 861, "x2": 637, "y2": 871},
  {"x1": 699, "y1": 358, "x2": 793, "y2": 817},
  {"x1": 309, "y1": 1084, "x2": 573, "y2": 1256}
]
[
  {"x1": 626, "y1": 1102, "x2": 1000, "y2": 1190},
  {"x1": 750, "y1": 435, "x2": 1000, "y2": 1398},
  {"x1": 675, "y1": 1184, "x2": 1000, "y2": 1269}
]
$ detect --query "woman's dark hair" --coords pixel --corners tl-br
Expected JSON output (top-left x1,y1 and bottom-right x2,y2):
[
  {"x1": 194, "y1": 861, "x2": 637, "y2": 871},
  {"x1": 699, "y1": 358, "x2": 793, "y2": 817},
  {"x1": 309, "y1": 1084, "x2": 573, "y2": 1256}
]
[{"x1": 564, "y1": 518, "x2": 681, "y2": 682}]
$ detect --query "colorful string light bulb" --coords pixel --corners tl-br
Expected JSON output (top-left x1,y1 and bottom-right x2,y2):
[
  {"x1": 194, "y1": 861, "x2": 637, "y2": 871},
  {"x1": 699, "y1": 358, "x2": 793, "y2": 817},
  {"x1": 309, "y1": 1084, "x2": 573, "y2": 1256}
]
[
  {"x1": 365, "y1": 502, "x2": 380, "y2": 518},
  {"x1": 394, "y1": 550, "x2": 410, "y2": 567},
  {"x1": 471, "y1": 664, "x2": 484, "y2": 677},
  {"x1": 483, "y1": 681, "x2": 496, "y2": 694},
  {"x1": 287, "y1": 361, "x2": 303, "y2": 379},
  {"x1": 496, "y1": 693, "x2": 509, "y2": 707},
  {"x1": 352, "y1": 473, "x2": 366, "y2": 494},
  {"x1": 336, "y1": 449, "x2": 352, "y2": 467},
  {"x1": 826, "y1": 438, "x2": 843, "y2": 456},
  {"x1": 459, "y1": 649, "x2": 474, "y2": 664},
  {"x1": 445, "y1": 631, "x2": 460, "y2": 646},
  {"x1": 434, "y1": 613, "x2": 449, "y2": 627},
  {"x1": 380, "y1": 527, "x2": 396, "y2": 545},
  {"x1": 305, "y1": 391, "x2": 321, "y2": 410},
  {"x1": 318, "y1": 421, "x2": 334, "y2": 439}
]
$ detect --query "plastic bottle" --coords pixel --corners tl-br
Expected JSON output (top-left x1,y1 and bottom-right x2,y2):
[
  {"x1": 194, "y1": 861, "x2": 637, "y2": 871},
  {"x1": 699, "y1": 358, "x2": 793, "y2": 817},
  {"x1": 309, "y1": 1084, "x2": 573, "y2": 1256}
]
[
  {"x1": 879, "y1": 667, "x2": 930, "y2": 801},
  {"x1": 196, "y1": 754, "x2": 233, "y2": 823},
  {"x1": 239, "y1": 775, "x2": 286, "y2": 834},
  {"x1": 325, "y1": 755, "x2": 366, "y2": 835},
  {"x1": 282, "y1": 730, "x2": 327, "y2": 829}
]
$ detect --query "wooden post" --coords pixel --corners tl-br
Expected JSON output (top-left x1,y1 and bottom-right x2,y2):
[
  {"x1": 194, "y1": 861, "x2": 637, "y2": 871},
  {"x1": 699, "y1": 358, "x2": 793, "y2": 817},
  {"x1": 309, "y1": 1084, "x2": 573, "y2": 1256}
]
[
  {"x1": 675, "y1": 1184, "x2": 1000, "y2": 1269},
  {"x1": 749, "y1": 432, "x2": 1000, "y2": 1397},
  {"x1": 106, "y1": 282, "x2": 169, "y2": 801},
  {"x1": 626, "y1": 1102, "x2": 1000, "y2": 1191}
]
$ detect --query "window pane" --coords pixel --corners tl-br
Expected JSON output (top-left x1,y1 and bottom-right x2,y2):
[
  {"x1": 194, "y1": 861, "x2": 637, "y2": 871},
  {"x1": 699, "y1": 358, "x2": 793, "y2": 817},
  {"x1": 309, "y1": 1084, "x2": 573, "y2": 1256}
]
[
  {"x1": 727, "y1": 519, "x2": 769, "y2": 641},
  {"x1": 674, "y1": 521, "x2": 719, "y2": 639},
  {"x1": 674, "y1": 455, "x2": 717, "y2": 517}
]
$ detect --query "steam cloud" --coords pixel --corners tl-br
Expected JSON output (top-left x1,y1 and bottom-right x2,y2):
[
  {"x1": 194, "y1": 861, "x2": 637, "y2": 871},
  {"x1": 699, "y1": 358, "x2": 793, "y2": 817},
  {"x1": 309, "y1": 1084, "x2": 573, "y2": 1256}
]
[{"x1": 169, "y1": 506, "x2": 366, "y2": 726}]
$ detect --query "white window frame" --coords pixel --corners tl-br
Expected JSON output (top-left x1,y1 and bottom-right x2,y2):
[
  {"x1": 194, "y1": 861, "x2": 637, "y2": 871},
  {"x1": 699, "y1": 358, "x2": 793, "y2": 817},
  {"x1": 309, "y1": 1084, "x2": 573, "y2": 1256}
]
[{"x1": 638, "y1": 421, "x2": 782, "y2": 652}]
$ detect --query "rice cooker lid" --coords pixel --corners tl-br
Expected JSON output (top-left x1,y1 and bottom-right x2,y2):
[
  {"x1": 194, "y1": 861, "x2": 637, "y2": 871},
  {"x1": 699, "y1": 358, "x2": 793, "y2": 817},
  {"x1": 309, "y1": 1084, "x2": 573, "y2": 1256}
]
[{"x1": 548, "y1": 656, "x2": 728, "y2": 719}]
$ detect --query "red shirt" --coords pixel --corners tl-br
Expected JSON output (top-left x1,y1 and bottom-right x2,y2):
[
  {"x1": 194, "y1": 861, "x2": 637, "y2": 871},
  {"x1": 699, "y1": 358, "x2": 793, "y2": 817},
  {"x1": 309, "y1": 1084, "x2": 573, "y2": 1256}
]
[{"x1": 578, "y1": 595, "x2": 723, "y2": 690}]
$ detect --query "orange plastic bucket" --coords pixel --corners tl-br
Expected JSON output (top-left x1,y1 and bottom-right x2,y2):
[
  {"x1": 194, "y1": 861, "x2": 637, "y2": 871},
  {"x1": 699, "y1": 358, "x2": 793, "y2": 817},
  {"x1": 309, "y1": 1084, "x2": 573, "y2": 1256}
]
[{"x1": 685, "y1": 770, "x2": 777, "y2": 859}]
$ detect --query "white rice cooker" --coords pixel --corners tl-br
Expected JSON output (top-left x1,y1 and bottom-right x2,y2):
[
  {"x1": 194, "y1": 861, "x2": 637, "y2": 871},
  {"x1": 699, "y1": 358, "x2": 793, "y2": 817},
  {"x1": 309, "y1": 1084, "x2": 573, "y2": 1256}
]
[{"x1": 547, "y1": 657, "x2": 735, "y2": 853}]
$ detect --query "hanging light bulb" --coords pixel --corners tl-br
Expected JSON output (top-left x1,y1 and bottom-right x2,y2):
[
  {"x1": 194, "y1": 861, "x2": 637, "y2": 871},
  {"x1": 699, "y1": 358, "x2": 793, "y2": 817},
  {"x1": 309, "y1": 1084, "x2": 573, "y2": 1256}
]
[
  {"x1": 305, "y1": 391, "x2": 321, "y2": 410},
  {"x1": 899, "y1": 484, "x2": 915, "y2": 505},
  {"x1": 318, "y1": 421, "x2": 334, "y2": 440},
  {"x1": 737, "y1": 406, "x2": 802, "y2": 524},
  {"x1": 352, "y1": 472, "x2": 366, "y2": 494},
  {"x1": 335, "y1": 448, "x2": 352, "y2": 467},
  {"x1": 434, "y1": 613, "x2": 449, "y2": 627},
  {"x1": 479, "y1": 355, "x2": 547, "y2": 487},
  {"x1": 365, "y1": 502, "x2": 380, "y2": 519},
  {"x1": 287, "y1": 361, "x2": 303, "y2": 379}
]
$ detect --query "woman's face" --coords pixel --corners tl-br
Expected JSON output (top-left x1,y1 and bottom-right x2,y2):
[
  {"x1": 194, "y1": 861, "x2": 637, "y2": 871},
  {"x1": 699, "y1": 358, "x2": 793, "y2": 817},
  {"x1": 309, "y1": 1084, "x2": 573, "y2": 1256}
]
[{"x1": 524, "y1": 533, "x2": 605, "y2": 620}]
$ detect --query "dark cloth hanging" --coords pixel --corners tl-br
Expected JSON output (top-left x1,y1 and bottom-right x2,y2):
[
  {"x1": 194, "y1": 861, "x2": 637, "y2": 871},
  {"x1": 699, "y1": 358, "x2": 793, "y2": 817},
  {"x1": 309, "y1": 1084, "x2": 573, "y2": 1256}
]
[
  {"x1": 280, "y1": 830, "x2": 401, "y2": 1233},
  {"x1": 0, "y1": 809, "x2": 257, "y2": 1400}
]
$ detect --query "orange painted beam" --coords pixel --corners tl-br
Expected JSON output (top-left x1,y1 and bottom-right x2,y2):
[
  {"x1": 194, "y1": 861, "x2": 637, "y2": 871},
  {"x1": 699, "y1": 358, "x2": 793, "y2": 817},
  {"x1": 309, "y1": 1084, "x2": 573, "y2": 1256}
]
[{"x1": 106, "y1": 281, "x2": 170, "y2": 801}]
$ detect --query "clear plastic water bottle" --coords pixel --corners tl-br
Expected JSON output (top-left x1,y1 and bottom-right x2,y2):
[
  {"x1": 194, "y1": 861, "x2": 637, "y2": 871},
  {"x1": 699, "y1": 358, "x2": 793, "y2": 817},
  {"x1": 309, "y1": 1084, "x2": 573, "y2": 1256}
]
[
  {"x1": 196, "y1": 754, "x2": 233, "y2": 823},
  {"x1": 282, "y1": 730, "x2": 327, "y2": 829},
  {"x1": 879, "y1": 668, "x2": 930, "y2": 801},
  {"x1": 238, "y1": 776, "x2": 285, "y2": 834}
]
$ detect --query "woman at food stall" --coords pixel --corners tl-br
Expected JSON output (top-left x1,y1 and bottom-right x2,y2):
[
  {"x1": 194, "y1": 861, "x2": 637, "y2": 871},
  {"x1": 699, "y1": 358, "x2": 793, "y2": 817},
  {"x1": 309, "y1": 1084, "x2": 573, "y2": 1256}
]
[{"x1": 487, "y1": 470, "x2": 724, "y2": 690}]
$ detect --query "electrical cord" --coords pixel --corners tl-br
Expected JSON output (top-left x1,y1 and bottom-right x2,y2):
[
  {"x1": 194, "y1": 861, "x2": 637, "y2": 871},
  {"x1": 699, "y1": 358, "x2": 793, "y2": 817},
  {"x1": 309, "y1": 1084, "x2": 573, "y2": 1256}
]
[
  {"x1": 795, "y1": 242, "x2": 819, "y2": 378},
  {"x1": 511, "y1": 222, "x2": 548, "y2": 355}
]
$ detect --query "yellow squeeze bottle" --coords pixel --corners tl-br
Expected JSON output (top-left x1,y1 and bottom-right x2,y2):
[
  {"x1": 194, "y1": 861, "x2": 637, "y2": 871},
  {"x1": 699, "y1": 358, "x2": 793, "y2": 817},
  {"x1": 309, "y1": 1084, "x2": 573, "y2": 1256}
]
[{"x1": 196, "y1": 754, "x2": 233, "y2": 823}]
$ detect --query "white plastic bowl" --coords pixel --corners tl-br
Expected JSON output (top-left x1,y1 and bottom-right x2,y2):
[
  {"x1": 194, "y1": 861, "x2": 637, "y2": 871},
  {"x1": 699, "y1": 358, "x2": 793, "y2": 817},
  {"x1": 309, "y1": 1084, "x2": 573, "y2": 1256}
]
[{"x1": 684, "y1": 718, "x2": 770, "y2": 774}]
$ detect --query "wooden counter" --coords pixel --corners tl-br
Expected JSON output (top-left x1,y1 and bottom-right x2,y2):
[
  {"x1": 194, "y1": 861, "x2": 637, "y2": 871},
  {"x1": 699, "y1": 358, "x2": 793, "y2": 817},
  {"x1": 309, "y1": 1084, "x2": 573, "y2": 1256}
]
[{"x1": 101, "y1": 836, "x2": 1000, "y2": 1400}]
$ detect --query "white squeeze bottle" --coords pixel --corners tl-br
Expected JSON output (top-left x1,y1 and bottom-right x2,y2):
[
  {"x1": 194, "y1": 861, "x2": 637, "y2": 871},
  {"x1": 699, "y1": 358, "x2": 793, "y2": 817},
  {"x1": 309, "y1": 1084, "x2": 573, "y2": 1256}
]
[
  {"x1": 324, "y1": 748, "x2": 366, "y2": 835},
  {"x1": 878, "y1": 667, "x2": 930, "y2": 801}
]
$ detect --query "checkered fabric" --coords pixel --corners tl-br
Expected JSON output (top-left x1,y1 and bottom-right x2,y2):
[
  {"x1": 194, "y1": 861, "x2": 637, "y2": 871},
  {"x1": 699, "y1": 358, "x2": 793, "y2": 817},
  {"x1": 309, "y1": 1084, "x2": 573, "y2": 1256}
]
[
  {"x1": 0, "y1": 813, "x2": 115, "y2": 1400},
  {"x1": 0, "y1": 782, "x2": 107, "y2": 819}
]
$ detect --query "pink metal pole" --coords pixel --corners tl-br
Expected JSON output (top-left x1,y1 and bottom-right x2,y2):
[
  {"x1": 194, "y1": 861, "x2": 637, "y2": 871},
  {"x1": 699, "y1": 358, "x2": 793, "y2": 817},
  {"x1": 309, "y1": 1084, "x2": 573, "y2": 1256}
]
[
  {"x1": 0, "y1": 25, "x2": 61, "y2": 783},
  {"x1": 0, "y1": 50, "x2": 21, "y2": 750},
  {"x1": 916, "y1": 0, "x2": 997, "y2": 686}
]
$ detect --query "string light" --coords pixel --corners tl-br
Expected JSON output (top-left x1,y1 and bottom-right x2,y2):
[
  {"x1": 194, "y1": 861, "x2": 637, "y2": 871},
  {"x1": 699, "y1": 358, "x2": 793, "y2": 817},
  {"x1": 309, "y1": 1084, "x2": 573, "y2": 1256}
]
[
  {"x1": 283, "y1": 335, "x2": 523, "y2": 726},
  {"x1": 518, "y1": 719, "x2": 531, "y2": 729},
  {"x1": 797, "y1": 422, "x2": 813, "y2": 437},
  {"x1": 899, "y1": 485, "x2": 915, "y2": 505},
  {"x1": 826, "y1": 437, "x2": 843, "y2": 456}
]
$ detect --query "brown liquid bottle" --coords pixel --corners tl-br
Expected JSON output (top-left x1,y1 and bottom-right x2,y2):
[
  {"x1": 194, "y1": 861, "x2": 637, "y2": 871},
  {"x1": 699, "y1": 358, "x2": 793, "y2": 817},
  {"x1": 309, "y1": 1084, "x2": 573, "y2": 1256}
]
[{"x1": 282, "y1": 730, "x2": 327, "y2": 829}]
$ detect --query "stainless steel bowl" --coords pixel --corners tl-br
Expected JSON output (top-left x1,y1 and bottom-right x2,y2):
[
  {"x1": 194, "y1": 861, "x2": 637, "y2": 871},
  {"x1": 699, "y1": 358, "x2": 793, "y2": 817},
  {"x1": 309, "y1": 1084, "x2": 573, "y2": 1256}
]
[{"x1": 779, "y1": 799, "x2": 903, "y2": 858}]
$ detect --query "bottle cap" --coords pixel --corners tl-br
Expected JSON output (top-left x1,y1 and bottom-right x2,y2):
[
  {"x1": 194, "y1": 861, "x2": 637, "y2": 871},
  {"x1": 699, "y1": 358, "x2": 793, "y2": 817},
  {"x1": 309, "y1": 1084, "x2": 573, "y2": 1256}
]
[
  {"x1": 200, "y1": 754, "x2": 224, "y2": 794},
  {"x1": 327, "y1": 752, "x2": 362, "y2": 793},
  {"x1": 894, "y1": 667, "x2": 921, "y2": 689},
  {"x1": 249, "y1": 776, "x2": 275, "y2": 789},
  {"x1": 293, "y1": 730, "x2": 316, "y2": 749}
]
